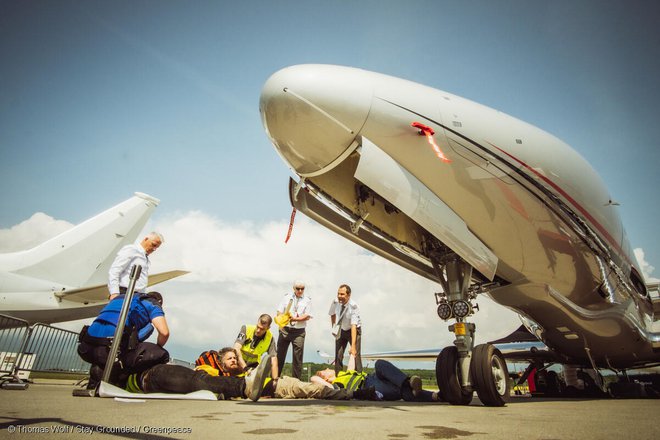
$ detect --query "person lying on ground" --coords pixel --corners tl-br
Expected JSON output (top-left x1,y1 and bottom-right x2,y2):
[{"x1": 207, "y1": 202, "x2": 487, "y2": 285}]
[
  {"x1": 124, "y1": 353, "x2": 272, "y2": 401},
  {"x1": 313, "y1": 358, "x2": 439, "y2": 402}
]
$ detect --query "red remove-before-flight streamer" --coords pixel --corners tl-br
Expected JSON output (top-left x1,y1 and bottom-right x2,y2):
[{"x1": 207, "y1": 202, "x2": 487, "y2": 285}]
[{"x1": 411, "y1": 122, "x2": 451, "y2": 163}]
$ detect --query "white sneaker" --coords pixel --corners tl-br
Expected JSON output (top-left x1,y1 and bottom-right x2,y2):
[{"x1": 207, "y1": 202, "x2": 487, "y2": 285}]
[{"x1": 244, "y1": 353, "x2": 271, "y2": 402}]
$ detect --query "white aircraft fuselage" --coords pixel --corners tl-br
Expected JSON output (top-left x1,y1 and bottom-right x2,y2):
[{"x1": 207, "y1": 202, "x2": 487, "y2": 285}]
[{"x1": 259, "y1": 64, "x2": 659, "y2": 372}]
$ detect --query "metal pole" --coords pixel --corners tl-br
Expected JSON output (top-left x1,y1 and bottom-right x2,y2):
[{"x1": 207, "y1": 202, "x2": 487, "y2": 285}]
[{"x1": 100, "y1": 264, "x2": 141, "y2": 384}]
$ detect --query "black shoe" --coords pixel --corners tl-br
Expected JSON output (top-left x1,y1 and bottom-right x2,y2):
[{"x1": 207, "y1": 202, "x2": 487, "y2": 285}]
[{"x1": 87, "y1": 365, "x2": 103, "y2": 389}]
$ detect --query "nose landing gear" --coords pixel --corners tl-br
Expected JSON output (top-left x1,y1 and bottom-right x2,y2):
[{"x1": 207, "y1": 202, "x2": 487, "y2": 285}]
[{"x1": 433, "y1": 257, "x2": 510, "y2": 407}]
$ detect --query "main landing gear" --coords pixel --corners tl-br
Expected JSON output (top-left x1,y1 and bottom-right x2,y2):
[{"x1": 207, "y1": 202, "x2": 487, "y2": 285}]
[{"x1": 433, "y1": 257, "x2": 510, "y2": 407}]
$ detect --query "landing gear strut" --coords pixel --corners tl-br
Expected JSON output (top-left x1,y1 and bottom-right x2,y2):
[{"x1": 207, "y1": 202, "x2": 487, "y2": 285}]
[{"x1": 433, "y1": 256, "x2": 510, "y2": 407}]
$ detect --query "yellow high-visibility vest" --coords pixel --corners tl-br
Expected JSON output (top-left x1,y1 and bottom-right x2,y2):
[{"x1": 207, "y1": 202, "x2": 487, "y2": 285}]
[
  {"x1": 333, "y1": 370, "x2": 367, "y2": 391},
  {"x1": 241, "y1": 325, "x2": 273, "y2": 365}
]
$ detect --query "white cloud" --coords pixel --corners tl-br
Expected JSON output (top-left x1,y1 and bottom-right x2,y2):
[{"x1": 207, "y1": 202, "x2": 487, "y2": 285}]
[
  {"x1": 634, "y1": 248, "x2": 660, "y2": 282},
  {"x1": 0, "y1": 213, "x2": 72, "y2": 252},
  {"x1": 148, "y1": 211, "x2": 520, "y2": 364}
]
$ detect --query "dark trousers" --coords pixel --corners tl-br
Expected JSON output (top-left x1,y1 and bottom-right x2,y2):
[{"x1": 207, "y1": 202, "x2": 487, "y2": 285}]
[
  {"x1": 334, "y1": 327, "x2": 362, "y2": 374},
  {"x1": 277, "y1": 327, "x2": 306, "y2": 379},
  {"x1": 364, "y1": 360, "x2": 435, "y2": 402},
  {"x1": 142, "y1": 364, "x2": 244, "y2": 399},
  {"x1": 77, "y1": 340, "x2": 169, "y2": 388}
]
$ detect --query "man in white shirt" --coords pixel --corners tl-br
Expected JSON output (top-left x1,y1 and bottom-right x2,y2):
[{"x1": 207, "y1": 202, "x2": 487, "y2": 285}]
[
  {"x1": 275, "y1": 280, "x2": 312, "y2": 379},
  {"x1": 108, "y1": 232, "x2": 163, "y2": 299},
  {"x1": 328, "y1": 284, "x2": 362, "y2": 374}
]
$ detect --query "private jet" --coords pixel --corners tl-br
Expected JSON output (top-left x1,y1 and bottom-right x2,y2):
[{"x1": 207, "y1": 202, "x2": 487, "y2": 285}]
[{"x1": 259, "y1": 64, "x2": 659, "y2": 406}]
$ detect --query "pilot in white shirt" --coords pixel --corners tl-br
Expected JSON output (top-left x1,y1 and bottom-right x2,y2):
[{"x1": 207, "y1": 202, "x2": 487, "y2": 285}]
[
  {"x1": 107, "y1": 232, "x2": 163, "y2": 299},
  {"x1": 328, "y1": 283, "x2": 362, "y2": 374},
  {"x1": 275, "y1": 280, "x2": 312, "y2": 380}
]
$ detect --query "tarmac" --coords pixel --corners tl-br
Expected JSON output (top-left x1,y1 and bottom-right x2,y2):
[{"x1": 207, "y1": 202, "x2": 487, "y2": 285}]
[{"x1": 1, "y1": 379, "x2": 659, "y2": 440}]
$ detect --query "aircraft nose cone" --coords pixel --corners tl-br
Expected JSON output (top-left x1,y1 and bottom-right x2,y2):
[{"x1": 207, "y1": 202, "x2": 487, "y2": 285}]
[{"x1": 260, "y1": 65, "x2": 373, "y2": 176}]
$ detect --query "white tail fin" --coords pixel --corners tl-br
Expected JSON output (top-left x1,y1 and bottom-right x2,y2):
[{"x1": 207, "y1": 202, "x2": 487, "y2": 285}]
[{"x1": 2, "y1": 193, "x2": 159, "y2": 288}]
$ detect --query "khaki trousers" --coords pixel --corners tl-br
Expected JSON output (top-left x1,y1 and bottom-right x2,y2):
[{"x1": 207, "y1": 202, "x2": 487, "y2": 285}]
[{"x1": 274, "y1": 376, "x2": 351, "y2": 400}]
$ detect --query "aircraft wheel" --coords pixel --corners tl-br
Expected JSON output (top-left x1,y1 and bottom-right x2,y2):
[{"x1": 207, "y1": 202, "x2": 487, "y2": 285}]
[
  {"x1": 545, "y1": 371, "x2": 562, "y2": 396},
  {"x1": 470, "y1": 343, "x2": 510, "y2": 407},
  {"x1": 436, "y1": 346, "x2": 473, "y2": 405}
]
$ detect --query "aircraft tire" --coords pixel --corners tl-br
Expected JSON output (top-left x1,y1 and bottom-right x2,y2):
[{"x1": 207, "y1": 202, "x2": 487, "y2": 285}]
[
  {"x1": 545, "y1": 370, "x2": 563, "y2": 396},
  {"x1": 435, "y1": 346, "x2": 473, "y2": 405},
  {"x1": 470, "y1": 343, "x2": 510, "y2": 407}
]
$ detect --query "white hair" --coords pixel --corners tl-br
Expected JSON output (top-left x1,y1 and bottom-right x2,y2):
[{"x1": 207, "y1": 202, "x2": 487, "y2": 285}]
[
  {"x1": 147, "y1": 232, "x2": 164, "y2": 243},
  {"x1": 293, "y1": 280, "x2": 305, "y2": 288}
]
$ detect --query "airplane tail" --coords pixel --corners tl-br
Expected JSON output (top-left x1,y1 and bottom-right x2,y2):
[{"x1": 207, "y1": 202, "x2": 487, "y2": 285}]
[{"x1": 2, "y1": 192, "x2": 160, "y2": 288}]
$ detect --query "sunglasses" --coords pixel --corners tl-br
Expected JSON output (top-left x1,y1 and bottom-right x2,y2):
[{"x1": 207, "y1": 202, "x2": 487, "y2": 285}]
[{"x1": 295, "y1": 287, "x2": 305, "y2": 291}]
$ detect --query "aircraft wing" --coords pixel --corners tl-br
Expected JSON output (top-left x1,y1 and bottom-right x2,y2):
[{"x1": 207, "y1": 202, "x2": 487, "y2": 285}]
[
  {"x1": 55, "y1": 270, "x2": 189, "y2": 303},
  {"x1": 363, "y1": 344, "x2": 558, "y2": 364},
  {"x1": 146, "y1": 270, "x2": 190, "y2": 288},
  {"x1": 362, "y1": 349, "x2": 441, "y2": 362},
  {"x1": 364, "y1": 325, "x2": 561, "y2": 364}
]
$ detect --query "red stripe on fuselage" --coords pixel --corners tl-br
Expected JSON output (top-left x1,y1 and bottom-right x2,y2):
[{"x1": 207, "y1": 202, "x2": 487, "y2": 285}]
[{"x1": 486, "y1": 142, "x2": 627, "y2": 262}]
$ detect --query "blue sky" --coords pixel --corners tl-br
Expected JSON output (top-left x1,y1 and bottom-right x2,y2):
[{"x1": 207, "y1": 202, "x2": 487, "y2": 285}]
[{"x1": 1, "y1": 1, "x2": 659, "y2": 364}]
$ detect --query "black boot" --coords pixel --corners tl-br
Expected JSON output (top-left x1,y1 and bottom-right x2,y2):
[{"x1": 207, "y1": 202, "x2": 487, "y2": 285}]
[{"x1": 86, "y1": 365, "x2": 103, "y2": 390}]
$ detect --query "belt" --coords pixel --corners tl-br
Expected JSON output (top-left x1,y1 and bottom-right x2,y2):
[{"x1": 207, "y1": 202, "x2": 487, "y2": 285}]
[
  {"x1": 80, "y1": 326, "x2": 113, "y2": 346},
  {"x1": 339, "y1": 326, "x2": 361, "y2": 333},
  {"x1": 79, "y1": 325, "x2": 134, "y2": 348},
  {"x1": 283, "y1": 326, "x2": 305, "y2": 331},
  {"x1": 119, "y1": 286, "x2": 144, "y2": 295}
]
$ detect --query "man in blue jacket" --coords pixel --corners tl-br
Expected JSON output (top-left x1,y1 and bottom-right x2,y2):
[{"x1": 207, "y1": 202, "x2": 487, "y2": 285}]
[{"x1": 77, "y1": 291, "x2": 170, "y2": 390}]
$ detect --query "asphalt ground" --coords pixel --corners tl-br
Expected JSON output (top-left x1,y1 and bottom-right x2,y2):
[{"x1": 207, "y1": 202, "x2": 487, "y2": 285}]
[{"x1": 1, "y1": 380, "x2": 659, "y2": 440}]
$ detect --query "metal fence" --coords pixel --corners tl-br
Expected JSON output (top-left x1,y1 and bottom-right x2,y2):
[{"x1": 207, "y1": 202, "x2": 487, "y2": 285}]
[
  {"x1": 0, "y1": 314, "x2": 31, "y2": 380},
  {"x1": 0, "y1": 314, "x2": 90, "y2": 387}
]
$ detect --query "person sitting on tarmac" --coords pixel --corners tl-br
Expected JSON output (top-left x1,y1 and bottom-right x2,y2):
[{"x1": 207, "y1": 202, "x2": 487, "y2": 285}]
[
  {"x1": 124, "y1": 353, "x2": 272, "y2": 401},
  {"x1": 77, "y1": 291, "x2": 170, "y2": 390},
  {"x1": 195, "y1": 347, "x2": 245, "y2": 377},
  {"x1": 233, "y1": 314, "x2": 279, "y2": 380},
  {"x1": 313, "y1": 357, "x2": 439, "y2": 402},
  {"x1": 195, "y1": 346, "x2": 374, "y2": 401}
]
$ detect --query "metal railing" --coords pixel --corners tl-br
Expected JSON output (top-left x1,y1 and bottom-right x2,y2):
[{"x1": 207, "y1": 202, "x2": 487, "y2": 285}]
[
  {"x1": 0, "y1": 314, "x2": 90, "y2": 388},
  {"x1": 22, "y1": 323, "x2": 90, "y2": 374},
  {"x1": 0, "y1": 314, "x2": 31, "y2": 380}
]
